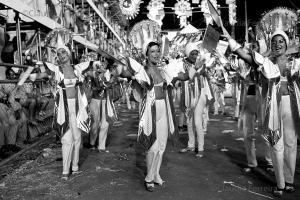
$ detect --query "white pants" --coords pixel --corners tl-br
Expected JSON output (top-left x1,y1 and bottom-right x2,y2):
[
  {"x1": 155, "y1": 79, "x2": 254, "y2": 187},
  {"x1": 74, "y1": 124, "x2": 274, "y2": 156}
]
[
  {"x1": 89, "y1": 99, "x2": 109, "y2": 150},
  {"x1": 178, "y1": 111, "x2": 185, "y2": 127},
  {"x1": 203, "y1": 105, "x2": 209, "y2": 132},
  {"x1": 61, "y1": 99, "x2": 81, "y2": 175},
  {"x1": 145, "y1": 99, "x2": 168, "y2": 184},
  {"x1": 213, "y1": 88, "x2": 225, "y2": 114},
  {"x1": 271, "y1": 96, "x2": 297, "y2": 189},
  {"x1": 187, "y1": 92, "x2": 207, "y2": 151},
  {"x1": 231, "y1": 82, "x2": 240, "y2": 118},
  {"x1": 243, "y1": 95, "x2": 272, "y2": 167}
]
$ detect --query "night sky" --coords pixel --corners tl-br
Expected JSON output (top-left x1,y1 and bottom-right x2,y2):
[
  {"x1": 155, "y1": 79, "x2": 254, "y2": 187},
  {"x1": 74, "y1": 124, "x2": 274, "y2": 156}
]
[{"x1": 128, "y1": 0, "x2": 300, "y2": 41}]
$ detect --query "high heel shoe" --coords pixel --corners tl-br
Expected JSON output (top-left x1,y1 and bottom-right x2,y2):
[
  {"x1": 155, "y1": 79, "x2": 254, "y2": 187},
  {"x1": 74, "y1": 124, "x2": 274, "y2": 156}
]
[
  {"x1": 285, "y1": 182, "x2": 296, "y2": 193},
  {"x1": 144, "y1": 181, "x2": 154, "y2": 192}
]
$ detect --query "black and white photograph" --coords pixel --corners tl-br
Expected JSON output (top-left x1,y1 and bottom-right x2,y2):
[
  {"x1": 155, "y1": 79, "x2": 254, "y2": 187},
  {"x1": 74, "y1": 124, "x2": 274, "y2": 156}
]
[{"x1": 0, "y1": 0, "x2": 299, "y2": 199}]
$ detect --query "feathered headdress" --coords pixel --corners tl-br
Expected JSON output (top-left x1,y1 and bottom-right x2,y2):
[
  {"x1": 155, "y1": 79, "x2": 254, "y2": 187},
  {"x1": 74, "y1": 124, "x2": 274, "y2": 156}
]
[
  {"x1": 128, "y1": 20, "x2": 161, "y2": 61},
  {"x1": 44, "y1": 28, "x2": 73, "y2": 54},
  {"x1": 255, "y1": 7, "x2": 298, "y2": 53},
  {"x1": 43, "y1": 28, "x2": 73, "y2": 63}
]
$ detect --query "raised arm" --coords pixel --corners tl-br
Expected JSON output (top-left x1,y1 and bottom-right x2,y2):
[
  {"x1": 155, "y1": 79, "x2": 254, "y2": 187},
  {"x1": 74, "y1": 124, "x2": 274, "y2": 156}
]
[
  {"x1": 222, "y1": 27, "x2": 255, "y2": 66},
  {"x1": 228, "y1": 38, "x2": 254, "y2": 65}
]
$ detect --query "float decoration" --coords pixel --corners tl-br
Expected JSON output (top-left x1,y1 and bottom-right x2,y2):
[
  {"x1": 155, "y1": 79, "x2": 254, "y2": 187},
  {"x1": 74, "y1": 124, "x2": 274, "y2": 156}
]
[
  {"x1": 119, "y1": 0, "x2": 143, "y2": 20},
  {"x1": 147, "y1": 0, "x2": 165, "y2": 27},
  {"x1": 226, "y1": 0, "x2": 237, "y2": 26},
  {"x1": 170, "y1": 25, "x2": 204, "y2": 58},
  {"x1": 201, "y1": 0, "x2": 218, "y2": 25},
  {"x1": 174, "y1": 0, "x2": 192, "y2": 28}
]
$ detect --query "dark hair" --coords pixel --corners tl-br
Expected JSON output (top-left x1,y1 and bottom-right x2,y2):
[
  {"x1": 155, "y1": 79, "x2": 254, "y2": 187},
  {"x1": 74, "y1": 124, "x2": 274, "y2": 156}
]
[
  {"x1": 271, "y1": 34, "x2": 288, "y2": 49},
  {"x1": 146, "y1": 41, "x2": 159, "y2": 56}
]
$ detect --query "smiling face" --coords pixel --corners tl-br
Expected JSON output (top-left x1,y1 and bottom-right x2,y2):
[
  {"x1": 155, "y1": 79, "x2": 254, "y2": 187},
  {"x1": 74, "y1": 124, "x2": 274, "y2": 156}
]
[
  {"x1": 271, "y1": 35, "x2": 287, "y2": 57},
  {"x1": 57, "y1": 48, "x2": 70, "y2": 64},
  {"x1": 147, "y1": 44, "x2": 160, "y2": 65}
]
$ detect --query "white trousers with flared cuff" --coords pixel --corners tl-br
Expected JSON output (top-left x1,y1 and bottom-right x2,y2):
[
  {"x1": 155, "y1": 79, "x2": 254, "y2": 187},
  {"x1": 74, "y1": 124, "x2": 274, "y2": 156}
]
[
  {"x1": 145, "y1": 99, "x2": 168, "y2": 184},
  {"x1": 89, "y1": 98, "x2": 109, "y2": 150},
  {"x1": 187, "y1": 92, "x2": 207, "y2": 151},
  {"x1": 271, "y1": 95, "x2": 297, "y2": 189},
  {"x1": 61, "y1": 99, "x2": 81, "y2": 175}
]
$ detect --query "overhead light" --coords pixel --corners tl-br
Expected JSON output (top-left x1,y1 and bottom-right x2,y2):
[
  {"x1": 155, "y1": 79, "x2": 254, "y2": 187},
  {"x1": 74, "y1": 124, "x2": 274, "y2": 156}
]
[{"x1": 103, "y1": 2, "x2": 109, "y2": 9}]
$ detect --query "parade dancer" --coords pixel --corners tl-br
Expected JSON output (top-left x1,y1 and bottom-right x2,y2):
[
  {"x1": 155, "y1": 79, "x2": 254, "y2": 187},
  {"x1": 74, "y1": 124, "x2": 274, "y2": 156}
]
[
  {"x1": 126, "y1": 20, "x2": 176, "y2": 191},
  {"x1": 225, "y1": 27, "x2": 299, "y2": 197},
  {"x1": 176, "y1": 43, "x2": 213, "y2": 157},
  {"x1": 126, "y1": 40, "x2": 175, "y2": 191},
  {"x1": 89, "y1": 60, "x2": 118, "y2": 153},
  {"x1": 33, "y1": 32, "x2": 96, "y2": 180}
]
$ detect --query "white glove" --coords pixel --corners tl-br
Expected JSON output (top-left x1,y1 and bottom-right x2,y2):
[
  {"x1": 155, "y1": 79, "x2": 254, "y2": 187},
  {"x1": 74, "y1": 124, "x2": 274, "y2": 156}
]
[{"x1": 228, "y1": 38, "x2": 242, "y2": 52}]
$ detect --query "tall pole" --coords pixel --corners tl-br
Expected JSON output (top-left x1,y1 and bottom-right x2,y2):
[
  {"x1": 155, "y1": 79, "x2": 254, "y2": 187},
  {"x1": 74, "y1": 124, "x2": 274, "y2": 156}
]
[
  {"x1": 15, "y1": 11, "x2": 22, "y2": 65},
  {"x1": 37, "y1": 28, "x2": 42, "y2": 61},
  {"x1": 245, "y1": 0, "x2": 248, "y2": 43}
]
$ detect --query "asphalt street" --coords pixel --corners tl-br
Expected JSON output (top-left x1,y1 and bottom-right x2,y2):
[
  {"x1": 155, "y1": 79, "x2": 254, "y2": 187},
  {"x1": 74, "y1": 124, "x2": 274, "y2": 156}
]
[{"x1": 0, "y1": 98, "x2": 299, "y2": 200}]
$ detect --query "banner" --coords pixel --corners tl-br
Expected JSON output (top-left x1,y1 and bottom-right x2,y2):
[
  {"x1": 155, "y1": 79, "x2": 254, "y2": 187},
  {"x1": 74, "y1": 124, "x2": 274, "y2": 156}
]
[{"x1": 201, "y1": 24, "x2": 220, "y2": 52}]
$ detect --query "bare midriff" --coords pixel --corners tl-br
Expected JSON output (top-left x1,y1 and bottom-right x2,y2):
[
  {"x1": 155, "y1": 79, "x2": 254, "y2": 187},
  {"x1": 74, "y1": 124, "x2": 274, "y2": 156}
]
[
  {"x1": 148, "y1": 67, "x2": 165, "y2": 100},
  {"x1": 62, "y1": 65, "x2": 77, "y2": 99}
]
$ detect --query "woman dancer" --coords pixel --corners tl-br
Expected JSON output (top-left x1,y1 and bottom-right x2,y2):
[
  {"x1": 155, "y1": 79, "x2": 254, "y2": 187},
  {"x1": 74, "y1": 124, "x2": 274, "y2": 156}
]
[
  {"x1": 34, "y1": 34, "x2": 97, "y2": 180},
  {"x1": 129, "y1": 41, "x2": 175, "y2": 192},
  {"x1": 225, "y1": 29, "x2": 299, "y2": 196}
]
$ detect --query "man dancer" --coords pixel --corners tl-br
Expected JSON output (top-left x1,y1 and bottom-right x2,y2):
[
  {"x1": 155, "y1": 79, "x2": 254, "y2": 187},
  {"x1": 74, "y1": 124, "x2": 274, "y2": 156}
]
[
  {"x1": 89, "y1": 60, "x2": 117, "y2": 153},
  {"x1": 176, "y1": 43, "x2": 210, "y2": 157}
]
